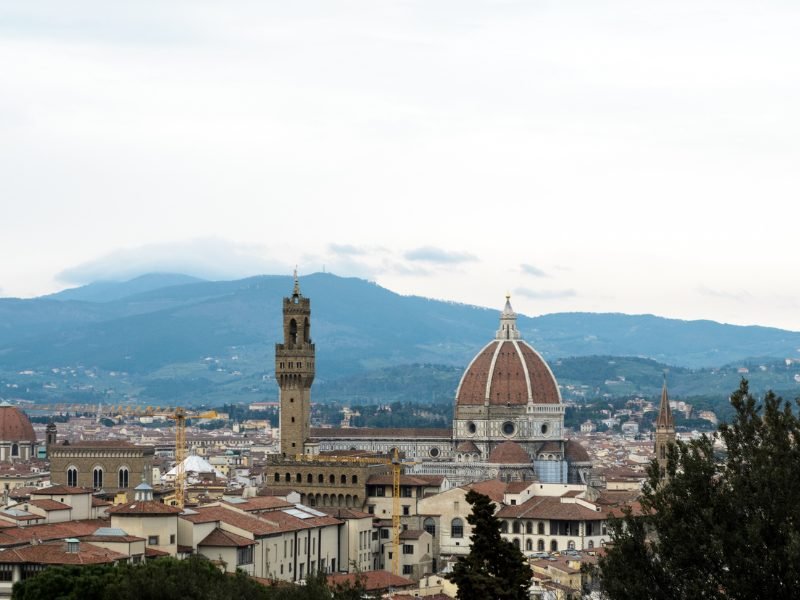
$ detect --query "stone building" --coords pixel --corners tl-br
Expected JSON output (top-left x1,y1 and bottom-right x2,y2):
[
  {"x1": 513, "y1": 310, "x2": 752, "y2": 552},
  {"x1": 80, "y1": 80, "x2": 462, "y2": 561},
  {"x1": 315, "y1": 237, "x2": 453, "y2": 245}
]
[
  {"x1": 0, "y1": 403, "x2": 37, "y2": 463},
  {"x1": 49, "y1": 439, "x2": 154, "y2": 494}
]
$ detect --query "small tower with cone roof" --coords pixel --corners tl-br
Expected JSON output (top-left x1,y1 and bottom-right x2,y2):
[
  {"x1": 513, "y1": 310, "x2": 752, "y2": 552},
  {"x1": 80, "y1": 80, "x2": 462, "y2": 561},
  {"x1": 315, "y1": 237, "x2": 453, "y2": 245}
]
[{"x1": 655, "y1": 375, "x2": 676, "y2": 479}]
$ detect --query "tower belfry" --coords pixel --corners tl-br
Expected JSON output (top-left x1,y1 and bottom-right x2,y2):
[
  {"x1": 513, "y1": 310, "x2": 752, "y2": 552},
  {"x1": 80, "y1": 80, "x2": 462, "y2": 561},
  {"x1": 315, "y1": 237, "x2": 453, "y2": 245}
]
[
  {"x1": 654, "y1": 375, "x2": 676, "y2": 479},
  {"x1": 275, "y1": 271, "x2": 315, "y2": 456}
]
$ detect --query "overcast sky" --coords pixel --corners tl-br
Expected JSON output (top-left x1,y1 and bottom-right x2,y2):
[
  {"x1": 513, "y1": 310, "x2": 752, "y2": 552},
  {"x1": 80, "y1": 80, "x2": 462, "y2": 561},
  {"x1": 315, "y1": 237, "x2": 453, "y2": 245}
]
[{"x1": 2, "y1": 1, "x2": 799, "y2": 330}]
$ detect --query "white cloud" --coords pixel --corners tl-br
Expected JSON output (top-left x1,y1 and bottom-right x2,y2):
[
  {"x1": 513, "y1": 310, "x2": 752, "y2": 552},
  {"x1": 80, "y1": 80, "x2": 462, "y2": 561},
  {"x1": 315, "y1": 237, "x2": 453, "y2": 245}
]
[{"x1": 57, "y1": 238, "x2": 288, "y2": 283}]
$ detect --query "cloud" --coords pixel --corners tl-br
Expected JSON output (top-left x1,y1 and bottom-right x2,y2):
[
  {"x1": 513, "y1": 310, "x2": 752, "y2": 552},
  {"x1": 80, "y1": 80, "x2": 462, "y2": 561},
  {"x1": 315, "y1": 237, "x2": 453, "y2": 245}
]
[
  {"x1": 328, "y1": 243, "x2": 368, "y2": 256},
  {"x1": 514, "y1": 287, "x2": 577, "y2": 300},
  {"x1": 57, "y1": 238, "x2": 289, "y2": 284},
  {"x1": 520, "y1": 263, "x2": 548, "y2": 277},
  {"x1": 695, "y1": 286, "x2": 751, "y2": 302},
  {"x1": 404, "y1": 246, "x2": 478, "y2": 264}
]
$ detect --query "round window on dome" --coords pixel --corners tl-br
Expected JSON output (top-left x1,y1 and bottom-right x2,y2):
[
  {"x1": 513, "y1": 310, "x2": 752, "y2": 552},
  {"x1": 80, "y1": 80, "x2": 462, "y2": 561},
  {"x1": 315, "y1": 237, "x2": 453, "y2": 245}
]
[
  {"x1": 429, "y1": 447, "x2": 440, "y2": 458},
  {"x1": 467, "y1": 422, "x2": 477, "y2": 435},
  {"x1": 502, "y1": 421, "x2": 515, "y2": 436},
  {"x1": 541, "y1": 423, "x2": 549, "y2": 435}
]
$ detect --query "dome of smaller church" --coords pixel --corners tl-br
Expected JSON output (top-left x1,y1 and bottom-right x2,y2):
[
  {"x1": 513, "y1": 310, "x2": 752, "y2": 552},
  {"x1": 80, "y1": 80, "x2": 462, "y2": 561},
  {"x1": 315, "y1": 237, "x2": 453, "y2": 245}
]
[
  {"x1": 488, "y1": 441, "x2": 531, "y2": 464},
  {"x1": 0, "y1": 403, "x2": 36, "y2": 442}
]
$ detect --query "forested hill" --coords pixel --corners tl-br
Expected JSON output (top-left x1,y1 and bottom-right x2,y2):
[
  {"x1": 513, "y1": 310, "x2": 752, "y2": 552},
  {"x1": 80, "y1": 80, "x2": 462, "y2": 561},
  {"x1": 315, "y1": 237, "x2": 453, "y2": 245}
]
[{"x1": 1, "y1": 272, "x2": 799, "y2": 406}]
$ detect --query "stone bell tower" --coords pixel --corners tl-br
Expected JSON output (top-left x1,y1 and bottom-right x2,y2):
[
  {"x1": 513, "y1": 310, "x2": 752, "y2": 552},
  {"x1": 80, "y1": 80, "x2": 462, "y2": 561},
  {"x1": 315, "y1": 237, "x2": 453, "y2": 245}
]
[{"x1": 275, "y1": 271, "x2": 315, "y2": 457}]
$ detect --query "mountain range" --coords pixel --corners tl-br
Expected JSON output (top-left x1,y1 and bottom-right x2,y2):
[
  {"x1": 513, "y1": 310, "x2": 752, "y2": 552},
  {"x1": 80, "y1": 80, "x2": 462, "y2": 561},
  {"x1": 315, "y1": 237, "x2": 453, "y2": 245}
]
[{"x1": 1, "y1": 273, "x2": 799, "y2": 406}]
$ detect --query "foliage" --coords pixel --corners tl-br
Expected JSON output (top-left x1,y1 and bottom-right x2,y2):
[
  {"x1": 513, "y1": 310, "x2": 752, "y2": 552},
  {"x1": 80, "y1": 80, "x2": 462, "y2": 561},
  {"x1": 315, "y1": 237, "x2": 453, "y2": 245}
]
[
  {"x1": 597, "y1": 379, "x2": 800, "y2": 600},
  {"x1": 12, "y1": 556, "x2": 369, "y2": 600},
  {"x1": 446, "y1": 490, "x2": 533, "y2": 600}
]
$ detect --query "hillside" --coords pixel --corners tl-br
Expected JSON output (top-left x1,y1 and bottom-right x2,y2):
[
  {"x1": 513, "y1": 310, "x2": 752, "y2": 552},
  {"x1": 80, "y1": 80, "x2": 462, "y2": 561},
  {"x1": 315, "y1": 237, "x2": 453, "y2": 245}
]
[{"x1": 1, "y1": 272, "x2": 799, "y2": 407}]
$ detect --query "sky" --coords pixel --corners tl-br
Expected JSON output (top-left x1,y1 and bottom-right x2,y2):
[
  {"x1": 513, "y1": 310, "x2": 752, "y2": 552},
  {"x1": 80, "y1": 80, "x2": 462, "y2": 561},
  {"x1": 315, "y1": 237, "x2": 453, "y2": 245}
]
[{"x1": 2, "y1": 1, "x2": 799, "y2": 330}]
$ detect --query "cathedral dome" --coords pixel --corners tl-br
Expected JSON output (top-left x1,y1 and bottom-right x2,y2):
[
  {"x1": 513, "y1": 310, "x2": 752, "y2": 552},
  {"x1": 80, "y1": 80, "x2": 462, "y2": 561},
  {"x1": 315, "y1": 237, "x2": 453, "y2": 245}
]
[
  {"x1": 0, "y1": 403, "x2": 36, "y2": 442},
  {"x1": 455, "y1": 297, "x2": 561, "y2": 407}
]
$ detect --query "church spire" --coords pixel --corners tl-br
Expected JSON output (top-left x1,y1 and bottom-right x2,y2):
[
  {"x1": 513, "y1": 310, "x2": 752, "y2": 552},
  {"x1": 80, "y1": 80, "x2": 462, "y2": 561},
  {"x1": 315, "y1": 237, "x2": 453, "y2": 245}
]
[
  {"x1": 656, "y1": 375, "x2": 674, "y2": 429},
  {"x1": 496, "y1": 294, "x2": 521, "y2": 340},
  {"x1": 655, "y1": 374, "x2": 676, "y2": 479}
]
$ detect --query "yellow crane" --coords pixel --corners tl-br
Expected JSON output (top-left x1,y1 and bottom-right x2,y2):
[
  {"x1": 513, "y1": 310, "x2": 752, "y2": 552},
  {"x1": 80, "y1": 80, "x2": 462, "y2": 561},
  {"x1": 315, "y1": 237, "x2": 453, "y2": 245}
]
[
  {"x1": 26, "y1": 403, "x2": 217, "y2": 508},
  {"x1": 294, "y1": 449, "x2": 404, "y2": 576}
]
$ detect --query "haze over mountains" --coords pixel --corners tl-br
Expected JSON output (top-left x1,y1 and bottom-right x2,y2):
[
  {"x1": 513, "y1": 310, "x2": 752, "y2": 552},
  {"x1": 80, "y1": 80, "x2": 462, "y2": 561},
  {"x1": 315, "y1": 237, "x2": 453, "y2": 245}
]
[{"x1": 1, "y1": 273, "x2": 799, "y2": 407}]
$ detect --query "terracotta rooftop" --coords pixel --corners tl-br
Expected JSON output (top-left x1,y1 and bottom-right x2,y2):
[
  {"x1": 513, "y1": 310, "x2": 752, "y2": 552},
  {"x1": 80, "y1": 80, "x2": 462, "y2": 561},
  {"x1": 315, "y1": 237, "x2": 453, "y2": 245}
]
[
  {"x1": 328, "y1": 570, "x2": 415, "y2": 591},
  {"x1": 199, "y1": 528, "x2": 255, "y2": 548},
  {"x1": 565, "y1": 440, "x2": 591, "y2": 462},
  {"x1": 488, "y1": 441, "x2": 531, "y2": 464},
  {"x1": 311, "y1": 428, "x2": 450, "y2": 440},
  {"x1": 317, "y1": 507, "x2": 373, "y2": 520},
  {"x1": 367, "y1": 474, "x2": 444, "y2": 487},
  {"x1": 223, "y1": 497, "x2": 292, "y2": 512},
  {"x1": 455, "y1": 440, "x2": 479, "y2": 453},
  {"x1": 106, "y1": 500, "x2": 182, "y2": 516},
  {"x1": 181, "y1": 505, "x2": 341, "y2": 536},
  {"x1": 399, "y1": 529, "x2": 425, "y2": 540},
  {"x1": 28, "y1": 499, "x2": 71, "y2": 512},
  {"x1": 0, "y1": 541, "x2": 125, "y2": 565},
  {"x1": 464, "y1": 479, "x2": 507, "y2": 503},
  {"x1": 497, "y1": 495, "x2": 614, "y2": 520},
  {"x1": 31, "y1": 485, "x2": 93, "y2": 496}
]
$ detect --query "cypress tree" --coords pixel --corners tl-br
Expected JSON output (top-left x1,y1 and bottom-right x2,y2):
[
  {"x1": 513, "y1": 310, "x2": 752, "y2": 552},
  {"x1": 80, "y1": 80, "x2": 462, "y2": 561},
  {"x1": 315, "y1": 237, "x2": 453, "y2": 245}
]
[{"x1": 446, "y1": 490, "x2": 533, "y2": 600}]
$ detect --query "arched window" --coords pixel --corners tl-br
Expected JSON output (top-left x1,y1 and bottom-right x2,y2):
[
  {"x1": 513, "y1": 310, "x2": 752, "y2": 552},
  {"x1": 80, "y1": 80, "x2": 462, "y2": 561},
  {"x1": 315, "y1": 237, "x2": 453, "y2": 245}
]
[
  {"x1": 537, "y1": 522, "x2": 545, "y2": 535},
  {"x1": 660, "y1": 444, "x2": 666, "y2": 459},
  {"x1": 423, "y1": 517, "x2": 436, "y2": 536},
  {"x1": 526, "y1": 539, "x2": 533, "y2": 551},
  {"x1": 538, "y1": 539, "x2": 545, "y2": 551},
  {"x1": 303, "y1": 317, "x2": 310, "y2": 343},
  {"x1": 551, "y1": 540, "x2": 558, "y2": 552},
  {"x1": 93, "y1": 467, "x2": 103, "y2": 489},
  {"x1": 118, "y1": 468, "x2": 129, "y2": 489},
  {"x1": 289, "y1": 319, "x2": 298, "y2": 344},
  {"x1": 500, "y1": 521, "x2": 508, "y2": 533},
  {"x1": 513, "y1": 538, "x2": 521, "y2": 548},
  {"x1": 285, "y1": 473, "x2": 291, "y2": 482},
  {"x1": 512, "y1": 521, "x2": 521, "y2": 534},
  {"x1": 296, "y1": 473, "x2": 302, "y2": 483},
  {"x1": 568, "y1": 540, "x2": 576, "y2": 550},
  {"x1": 588, "y1": 540, "x2": 594, "y2": 549},
  {"x1": 318, "y1": 474, "x2": 324, "y2": 483},
  {"x1": 351, "y1": 475, "x2": 358, "y2": 484},
  {"x1": 11, "y1": 444, "x2": 19, "y2": 457},
  {"x1": 451, "y1": 518, "x2": 464, "y2": 538},
  {"x1": 329, "y1": 474, "x2": 335, "y2": 484},
  {"x1": 340, "y1": 474, "x2": 347, "y2": 484},
  {"x1": 67, "y1": 467, "x2": 78, "y2": 487},
  {"x1": 526, "y1": 521, "x2": 533, "y2": 534},
  {"x1": 275, "y1": 473, "x2": 281, "y2": 482}
]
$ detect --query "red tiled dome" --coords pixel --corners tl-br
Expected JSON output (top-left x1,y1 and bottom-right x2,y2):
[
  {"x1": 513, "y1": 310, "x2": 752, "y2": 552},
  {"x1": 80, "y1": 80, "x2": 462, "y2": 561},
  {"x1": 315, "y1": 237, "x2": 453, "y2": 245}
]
[
  {"x1": 0, "y1": 404, "x2": 36, "y2": 442},
  {"x1": 488, "y1": 441, "x2": 531, "y2": 464},
  {"x1": 455, "y1": 340, "x2": 561, "y2": 407}
]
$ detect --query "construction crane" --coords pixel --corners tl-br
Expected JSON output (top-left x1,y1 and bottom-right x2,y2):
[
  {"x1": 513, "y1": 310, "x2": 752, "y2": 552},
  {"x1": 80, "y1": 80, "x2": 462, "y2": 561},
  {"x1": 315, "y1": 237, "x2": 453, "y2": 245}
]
[
  {"x1": 294, "y1": 449, "x2": 404, "y2": 576},
  {"x1": 25, "y1": 403, "x2": 217, "y2": 508}
]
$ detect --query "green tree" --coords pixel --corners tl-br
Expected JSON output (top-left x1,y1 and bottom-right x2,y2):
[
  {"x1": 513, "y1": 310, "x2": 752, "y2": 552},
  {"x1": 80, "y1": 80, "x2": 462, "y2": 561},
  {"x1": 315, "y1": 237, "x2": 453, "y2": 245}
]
[
  {"x1": 597, "y1": 379, "x2": 800, "y2": 600},
  {"x1": 446, "y1": 490, "x2": 533, "y2": 600}
]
